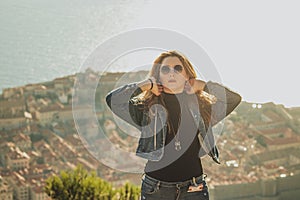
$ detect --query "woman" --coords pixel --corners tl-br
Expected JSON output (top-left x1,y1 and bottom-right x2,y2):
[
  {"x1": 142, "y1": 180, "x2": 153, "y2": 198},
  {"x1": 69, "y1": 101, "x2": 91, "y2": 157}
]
[{"x1": 106, "y1": 50, "x2": 241, "y2": 200}]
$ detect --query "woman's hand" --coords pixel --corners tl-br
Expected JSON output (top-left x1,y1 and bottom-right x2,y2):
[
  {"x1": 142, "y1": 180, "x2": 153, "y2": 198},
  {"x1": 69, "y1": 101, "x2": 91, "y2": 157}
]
[
  {"x1": 149, "y1": 77, "x2": 164, "y2": 96},
  {"x1": 138, "y1": 77, "x2": 164, "y2": 96},
  {"x1": 185, "y1": 79, "x2": 206, "y2": 94}
]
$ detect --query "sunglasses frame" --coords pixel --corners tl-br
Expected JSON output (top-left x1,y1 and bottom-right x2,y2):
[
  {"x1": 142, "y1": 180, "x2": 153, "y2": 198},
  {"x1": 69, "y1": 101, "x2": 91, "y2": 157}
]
[{"x1": 160, "y1": 65, "x2": 183, "y2": 74}]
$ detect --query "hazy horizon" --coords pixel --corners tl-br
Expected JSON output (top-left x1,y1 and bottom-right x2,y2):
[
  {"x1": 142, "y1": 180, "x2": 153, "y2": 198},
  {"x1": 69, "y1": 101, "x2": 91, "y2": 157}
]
[{"x1": 1, "y1": 0, "x2": 299, "y2": 108}]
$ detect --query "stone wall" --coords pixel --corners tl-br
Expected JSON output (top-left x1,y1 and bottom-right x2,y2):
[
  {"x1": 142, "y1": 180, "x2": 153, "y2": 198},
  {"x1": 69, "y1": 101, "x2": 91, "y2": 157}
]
[{"x1": 210, "y1": 174, "x2": 300, "y2": 200}]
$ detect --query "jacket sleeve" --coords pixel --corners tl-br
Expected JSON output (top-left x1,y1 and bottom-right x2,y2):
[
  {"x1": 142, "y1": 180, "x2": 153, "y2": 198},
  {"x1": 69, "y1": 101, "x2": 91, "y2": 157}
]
[
  {"x1": 105, "y1": 83, "x2": 146, "y2": 130},
  {"x1": 204, "y1": 81, "x2": 242, "y2": 126}
]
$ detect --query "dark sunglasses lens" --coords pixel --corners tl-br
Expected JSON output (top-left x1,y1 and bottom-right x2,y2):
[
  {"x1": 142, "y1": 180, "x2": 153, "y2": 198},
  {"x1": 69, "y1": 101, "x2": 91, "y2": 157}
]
[
  {"x1": 161, "y1": 66, "x2": 170, "y2": 74},
  {"x1": 174, "y1": 65, "x2": 183, "y2": 73}
]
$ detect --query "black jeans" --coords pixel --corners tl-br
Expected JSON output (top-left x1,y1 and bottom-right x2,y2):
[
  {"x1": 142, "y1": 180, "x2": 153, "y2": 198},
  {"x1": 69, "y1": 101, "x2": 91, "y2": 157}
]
[{"x1": 141, "y1": 174, "x2": 209, "y2": 200}]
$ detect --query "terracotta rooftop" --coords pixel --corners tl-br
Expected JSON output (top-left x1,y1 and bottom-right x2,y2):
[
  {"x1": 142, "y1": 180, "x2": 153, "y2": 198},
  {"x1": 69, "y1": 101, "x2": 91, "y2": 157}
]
[
  {"x1": 12, "y1": 133, "x2": 31, "y2": 143},
  {"x1": 265, "y1": 136, "x2": 300, "y2": 146}
]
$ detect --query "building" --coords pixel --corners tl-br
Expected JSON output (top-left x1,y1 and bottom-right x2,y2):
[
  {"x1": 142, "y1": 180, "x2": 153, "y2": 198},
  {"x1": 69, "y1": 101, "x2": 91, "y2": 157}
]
[
  {"x1": 210, "y1": 174, "x2": 300, "y2": 200},
  {"x1": 0, "y1": 176, "x2": 13, "y2": 200},
  {"x1": 31, "y1": 186, "x2": 50, "y2": 200},
  {"x1": 12, "y1": 133, "x2": 32, "y2": 151},
  {"x1": 6, "y1": 172, "x2": 30, "y2": 200},
  {"x1": 6, "y1": 148, "x2": 30, "y2": 170}
]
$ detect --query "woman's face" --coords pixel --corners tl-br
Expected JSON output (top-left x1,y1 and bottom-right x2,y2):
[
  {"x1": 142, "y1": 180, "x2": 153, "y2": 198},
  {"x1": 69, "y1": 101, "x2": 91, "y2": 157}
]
[{"x1": 159, "y1": 56, "x2": 189, "y2": 94}]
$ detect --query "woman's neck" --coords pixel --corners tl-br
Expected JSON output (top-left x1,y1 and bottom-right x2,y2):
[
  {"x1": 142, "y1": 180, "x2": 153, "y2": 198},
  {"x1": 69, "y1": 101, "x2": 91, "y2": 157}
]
[{"x1": 163, "y1": 87, "x2": 184, "y2": 94}]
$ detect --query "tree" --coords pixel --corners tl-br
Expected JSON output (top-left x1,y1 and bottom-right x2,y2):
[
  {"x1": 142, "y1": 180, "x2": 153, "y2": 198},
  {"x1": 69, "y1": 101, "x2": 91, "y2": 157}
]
[
  {"x1": 44, "y1": 165, "x2": 140, "y2": 200},
  {"x1": 256, "y1": 135, "x2": 267, "y2": 148},
  {"x1": 36, "y1": 157, "x2": 45, "y2": 164}
]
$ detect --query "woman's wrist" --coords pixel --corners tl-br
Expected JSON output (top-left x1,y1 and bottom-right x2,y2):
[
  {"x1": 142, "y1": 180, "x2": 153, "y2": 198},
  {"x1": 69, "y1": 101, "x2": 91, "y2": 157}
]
[
  {"x1": 197, "y1": 79, "x2": 206, "y2": 91},
  {"x1": 188, "y1": 79, "x2": 206, "y2": 93},
  {"x1": 148, "y1": 78, "x2": 153, "y2": 90}
]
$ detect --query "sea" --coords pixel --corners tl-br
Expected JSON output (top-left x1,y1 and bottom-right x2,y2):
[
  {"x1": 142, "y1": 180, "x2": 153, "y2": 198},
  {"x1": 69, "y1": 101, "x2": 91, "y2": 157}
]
[{"x1": 0, "y1": 0, "x2": 145, "y2": 93}]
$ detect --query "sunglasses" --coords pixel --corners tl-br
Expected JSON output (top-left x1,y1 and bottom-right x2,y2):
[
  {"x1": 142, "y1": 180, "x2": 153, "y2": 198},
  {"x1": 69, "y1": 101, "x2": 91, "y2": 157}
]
[{"x1": 160, "y1": 65, "x2": 183, "y2": 74}]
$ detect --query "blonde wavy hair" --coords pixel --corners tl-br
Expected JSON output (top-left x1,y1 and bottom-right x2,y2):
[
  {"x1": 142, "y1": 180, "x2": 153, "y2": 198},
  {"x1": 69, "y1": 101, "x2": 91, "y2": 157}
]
[{"x1": 137, "y1": 50, "x2": 216, "y2": 127}]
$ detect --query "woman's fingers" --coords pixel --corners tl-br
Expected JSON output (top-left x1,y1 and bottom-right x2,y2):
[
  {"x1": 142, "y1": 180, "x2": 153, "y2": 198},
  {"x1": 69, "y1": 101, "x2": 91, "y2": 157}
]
[{"x1": 149, "y1": 78, "x2": 162, "y2": 96}]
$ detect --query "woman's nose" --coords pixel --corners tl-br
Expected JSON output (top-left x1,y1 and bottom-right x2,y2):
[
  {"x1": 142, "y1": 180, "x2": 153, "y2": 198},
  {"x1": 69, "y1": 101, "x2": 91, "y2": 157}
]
[{"x1": 169, "y1": 69, "x2": 176, "y2": 76}]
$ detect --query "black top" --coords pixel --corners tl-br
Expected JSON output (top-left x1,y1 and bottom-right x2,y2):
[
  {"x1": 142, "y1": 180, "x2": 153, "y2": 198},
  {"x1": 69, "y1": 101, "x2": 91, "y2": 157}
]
[{"x1": 145, "y1": 92, "x2": 203, "y2": 182}]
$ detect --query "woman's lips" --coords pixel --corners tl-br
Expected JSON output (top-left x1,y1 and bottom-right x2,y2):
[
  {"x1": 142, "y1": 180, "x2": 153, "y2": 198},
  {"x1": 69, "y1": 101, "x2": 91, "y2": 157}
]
[{"x1": 168, "y1": 80, "x2": 176, "y2": 83}]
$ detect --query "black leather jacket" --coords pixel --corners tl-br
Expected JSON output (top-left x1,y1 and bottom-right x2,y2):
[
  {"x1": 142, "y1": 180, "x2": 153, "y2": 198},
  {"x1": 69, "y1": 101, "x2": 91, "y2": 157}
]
[{"x1": 106, "y1": 81, "x2": 241, "y2": 164}]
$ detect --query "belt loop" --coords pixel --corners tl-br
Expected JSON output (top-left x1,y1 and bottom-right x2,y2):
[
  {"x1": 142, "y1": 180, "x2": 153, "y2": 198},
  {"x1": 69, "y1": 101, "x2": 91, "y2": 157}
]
[
  {"x1": 156, "y1": 181, "x2": 160, "y2": 190},
  {"x1": 192, "y1": 177, "x2": 198, "y2": 186},
  {"x1": 141, "y1": 173, "x2": 145, "y2": 180},
  {"x1": 175, "y1": 184, "x2": 181, "y2": 200}
]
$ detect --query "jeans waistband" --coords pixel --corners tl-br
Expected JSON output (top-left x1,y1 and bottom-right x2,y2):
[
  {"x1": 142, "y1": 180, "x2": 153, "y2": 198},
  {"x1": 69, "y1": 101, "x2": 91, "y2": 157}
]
[{"x1": 142, "y1": 173, "x2": 207, "y2": 188}]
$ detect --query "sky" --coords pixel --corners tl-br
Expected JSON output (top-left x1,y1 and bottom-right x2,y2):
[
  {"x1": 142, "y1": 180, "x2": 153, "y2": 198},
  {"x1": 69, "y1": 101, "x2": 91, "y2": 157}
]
[{"x1": 128, "y1": 0, "x2": 300, "y2": 108}]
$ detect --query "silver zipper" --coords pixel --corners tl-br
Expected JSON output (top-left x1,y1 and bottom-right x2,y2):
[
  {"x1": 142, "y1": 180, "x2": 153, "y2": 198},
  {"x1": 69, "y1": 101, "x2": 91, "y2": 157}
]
[{"x1": 154, "y1": 106, "x2": 157, "y2": 150}]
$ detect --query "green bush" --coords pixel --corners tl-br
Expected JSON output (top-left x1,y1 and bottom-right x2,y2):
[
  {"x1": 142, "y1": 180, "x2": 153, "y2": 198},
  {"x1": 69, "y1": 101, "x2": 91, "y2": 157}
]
[{"x1": 44, "y1": 165, "x2": 140, "y2": 200}]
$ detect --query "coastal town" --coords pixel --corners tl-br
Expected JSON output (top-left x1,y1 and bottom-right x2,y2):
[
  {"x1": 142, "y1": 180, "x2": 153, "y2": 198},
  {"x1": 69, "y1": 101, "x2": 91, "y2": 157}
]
[{"x1": 1, "y1": 69, "x2": 300, "y2": 200}]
